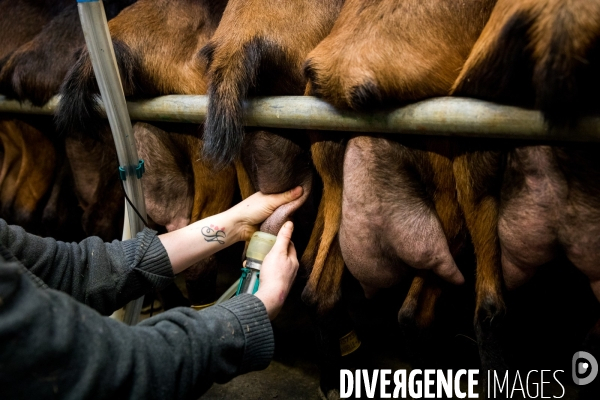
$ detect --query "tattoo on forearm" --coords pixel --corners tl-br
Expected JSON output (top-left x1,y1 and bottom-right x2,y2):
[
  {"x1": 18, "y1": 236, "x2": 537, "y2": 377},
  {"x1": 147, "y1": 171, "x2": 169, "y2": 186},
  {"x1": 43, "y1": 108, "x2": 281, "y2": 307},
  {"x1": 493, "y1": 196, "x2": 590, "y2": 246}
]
[{"x1": 202, "y1": 225, "x2": 226, "y2": 244}]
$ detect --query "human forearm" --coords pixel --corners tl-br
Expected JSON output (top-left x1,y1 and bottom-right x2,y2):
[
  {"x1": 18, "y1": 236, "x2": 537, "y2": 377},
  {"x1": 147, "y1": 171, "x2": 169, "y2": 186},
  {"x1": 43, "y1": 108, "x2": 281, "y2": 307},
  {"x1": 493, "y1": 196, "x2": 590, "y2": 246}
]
[
  {"x1": 158, "y1": 210, "x2": 247, "y2": 274},
  {"x1": 158, "y1": 187, "x2": 302, "y2": 275}
]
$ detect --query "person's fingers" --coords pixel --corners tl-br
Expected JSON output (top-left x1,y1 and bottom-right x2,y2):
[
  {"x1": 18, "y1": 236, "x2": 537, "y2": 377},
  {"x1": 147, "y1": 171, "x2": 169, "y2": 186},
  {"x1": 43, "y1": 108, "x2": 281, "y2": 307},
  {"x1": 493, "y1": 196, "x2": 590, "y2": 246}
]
[
  {"x1": 287, "y1": 241, "x2": 297, "y2": 260},
  {"x1": 243, "y1": 225, "x2": 258, "y2": 241},
  {"x1": 272, "y1": 221, "x2": 294, "y2": 254},
  {"x1": 265, "y1": 186, "x2": 303, "y2": 210}
]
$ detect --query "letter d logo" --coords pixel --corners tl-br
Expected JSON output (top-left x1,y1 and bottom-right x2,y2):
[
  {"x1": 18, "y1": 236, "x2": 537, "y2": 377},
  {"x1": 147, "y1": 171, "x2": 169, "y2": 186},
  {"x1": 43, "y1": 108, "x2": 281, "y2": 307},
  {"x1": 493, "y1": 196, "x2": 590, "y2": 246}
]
[{"x1": 572, "y1": 351, "x2": 598, "y2": 385}]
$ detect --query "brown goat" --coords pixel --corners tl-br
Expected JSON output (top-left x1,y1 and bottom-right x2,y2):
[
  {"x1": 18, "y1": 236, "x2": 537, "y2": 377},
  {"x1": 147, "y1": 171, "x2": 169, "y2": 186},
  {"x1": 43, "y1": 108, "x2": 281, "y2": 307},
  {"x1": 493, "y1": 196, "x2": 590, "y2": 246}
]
[
  {"x1": 0, "y1": 0, "x2": 135, "y2": 240},
  {"x1": 301, "y1": 132, "x2": 347, "y2": 314},
  {"x1": 304, "y1": 0, "x2": 502, "y2": 395},
  {"x1": 453, "y1": 0, "x2": 600, "y2": 125},
  {"x1": 198, "y1": 1, "x2": 347, "y2": 299},
  {"x1": 303, "y1": 0, "x2": 496, "y2": 307},
  {"x1": 305, "y1": 0, "x2": 496, "y2": 110},
  {"x1": 452, "y1": 1, "x2": 600, "y2": 394},
  {"x1": 134, "y1": 122, "x2": 238, "y2": 305},
  {"x1": 57, "y1": 0, "x2": 228, "y2": 223},
  {"x1": 0, "y1": 0, "x2": 134, "y2": 106},
  {"x1": 56, "y1": 0, "x2": 227, "y2": 134},
  {"x1": 0, "y1": 119, "x2": 56, "y2": 229},
  {"x1": 200, "y1": 4, "x2": 347, "y2": 395},
  {"x1": 200, "y1": 0, "x2": 344, "y2": 167},
  {"x1": 200, "y1": 0, "x2": 345, "y2": 291},
  {"x1": 56, "y1": 0, "x2": 244, "y2": 307},
  {"x1": 0, "y1": 0, "x2": 72, "y2": 60}
]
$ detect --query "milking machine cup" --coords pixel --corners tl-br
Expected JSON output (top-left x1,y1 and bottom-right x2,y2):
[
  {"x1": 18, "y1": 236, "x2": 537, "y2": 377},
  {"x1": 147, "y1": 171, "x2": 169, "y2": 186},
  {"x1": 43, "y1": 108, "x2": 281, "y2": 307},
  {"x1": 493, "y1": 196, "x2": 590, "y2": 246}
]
[{"x1": 236, "y1": 231, "x2": 277, "y2": 295}]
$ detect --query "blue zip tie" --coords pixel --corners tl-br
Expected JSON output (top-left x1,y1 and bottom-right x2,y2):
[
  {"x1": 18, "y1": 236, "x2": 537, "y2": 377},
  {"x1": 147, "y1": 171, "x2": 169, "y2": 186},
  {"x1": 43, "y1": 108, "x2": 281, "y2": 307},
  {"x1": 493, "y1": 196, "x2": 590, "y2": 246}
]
[
  {"x1": 118, "y1": 159, "x2": 145, "y2": 181},
  {"x1": 136, "y1": 159, "x2": 145, "y2": 179}
]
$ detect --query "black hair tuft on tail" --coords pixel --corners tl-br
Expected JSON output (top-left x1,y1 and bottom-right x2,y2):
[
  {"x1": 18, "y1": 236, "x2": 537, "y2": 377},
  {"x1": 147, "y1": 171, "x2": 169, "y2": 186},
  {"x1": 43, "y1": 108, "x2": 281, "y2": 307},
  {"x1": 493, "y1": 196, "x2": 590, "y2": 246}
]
[{"x1": 55, "y1": 39, "x2": 140, "y2": 139}]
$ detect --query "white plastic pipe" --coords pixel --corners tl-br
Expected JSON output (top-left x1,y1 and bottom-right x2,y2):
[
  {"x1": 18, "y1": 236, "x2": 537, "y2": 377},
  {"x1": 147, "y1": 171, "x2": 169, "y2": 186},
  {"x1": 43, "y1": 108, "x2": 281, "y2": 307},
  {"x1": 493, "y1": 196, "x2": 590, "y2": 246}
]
[
  {"x1": 77, "y1": 0, "x2": 147, "y2": 325},
  {"x1": 216, "y1": 282, "x2": 238, "y2": 305}
]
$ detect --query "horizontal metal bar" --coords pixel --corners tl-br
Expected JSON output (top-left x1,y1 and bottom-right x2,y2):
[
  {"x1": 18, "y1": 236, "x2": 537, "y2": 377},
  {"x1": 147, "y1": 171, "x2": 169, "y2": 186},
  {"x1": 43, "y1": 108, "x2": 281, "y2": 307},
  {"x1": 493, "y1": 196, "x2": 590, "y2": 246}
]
[{"x1": 1, "y1": 94, "x2": 599, "y2": 141}]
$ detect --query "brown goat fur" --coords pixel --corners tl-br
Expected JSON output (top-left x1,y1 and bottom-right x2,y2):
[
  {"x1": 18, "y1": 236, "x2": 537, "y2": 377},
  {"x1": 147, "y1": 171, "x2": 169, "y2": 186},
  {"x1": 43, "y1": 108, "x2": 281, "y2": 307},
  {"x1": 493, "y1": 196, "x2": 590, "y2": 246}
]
[
  {"x1": 65, "y1": 130, "x2": 125, "y2": 241},
  {"x1": 0, "y1": 1, "x2": 134, "y2": 106},
  {"x1": 134, "y1": 123, "x2": 238, "y2": 305},
  {"x1": 304, "y1": 0, "x2": 496, "y2": 110},
  {"x1": 452, "y1": 0, "x2": 600, "y2": 125},
  {"x1": 105, "y1": 0, "x2": 225, "y2": 96},
  {"x1": 239, "y1": 129, "x2": 316, "y2": 243},
  {"x1": 0, "y1": 6, "x2": 84, "y2": 106},
  {"x1": 184, "y1": 136, "x2": 237, "y2": 223},
  {"x1": 234, "y1": 159, "x2": 256, "y2": 201},
  {"x1": 301, "y1": 131, "x2": 347, "y2": 314},
  {"x1": 200, "y1": 0, "x2": 344, "y2": 166},
  {"x1": 453, "y1": 150, "x2": 505, "y2": 320},
  {"x1": 452, "y1": 0, "x2": 600, "y2": 377},
  {"x1": 56, "y1": 0, "x2": 227, "y2": 135},
  {"x1": 303, "y1": 0, "x2": 510, "y2": 380},
  {"x1": 0, "y1": 120, "x2": 57, "y2": 229},
  {"x1": 0, "y1": 0, "x2": 71, "y2": 60},
  {"x1": 56, "y1": 0, "x2": 245, "y2": 305},
  {"x1": 453, "y1": 147, "x2": 506, "y2": 372},
  {"x1": 398, "y1": 275, "x2": 443, "y2": 330},
  {"x1": 304, "y1": 0, "x2": 495, "y2": 312}
]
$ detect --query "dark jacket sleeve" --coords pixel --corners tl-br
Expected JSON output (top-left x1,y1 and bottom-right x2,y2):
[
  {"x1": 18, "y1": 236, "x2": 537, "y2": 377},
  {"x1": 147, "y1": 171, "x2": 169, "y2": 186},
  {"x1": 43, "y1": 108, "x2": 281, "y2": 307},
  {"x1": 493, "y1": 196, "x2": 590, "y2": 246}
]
[
  {"x1": 0, "y1": 263, "x2": 274, "y2": 400},
  {"x1": 0, "y1": 219, "x2": 174, "y2": 315}
]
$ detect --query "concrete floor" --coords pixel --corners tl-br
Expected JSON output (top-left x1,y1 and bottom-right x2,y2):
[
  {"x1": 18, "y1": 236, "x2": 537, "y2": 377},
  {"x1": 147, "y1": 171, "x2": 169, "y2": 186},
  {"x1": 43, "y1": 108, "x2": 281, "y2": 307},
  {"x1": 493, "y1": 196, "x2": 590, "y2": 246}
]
[{"x1": 203, "y1": 361, "x2": 321, "y2": 400}]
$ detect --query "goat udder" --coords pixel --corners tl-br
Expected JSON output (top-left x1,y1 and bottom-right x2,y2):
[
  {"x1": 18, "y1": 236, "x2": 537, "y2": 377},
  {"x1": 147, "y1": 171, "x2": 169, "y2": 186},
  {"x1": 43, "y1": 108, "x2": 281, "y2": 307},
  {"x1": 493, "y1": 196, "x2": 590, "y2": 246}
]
[{"x1": 259, "y1": 179, "x2": 312, "y2": 235}]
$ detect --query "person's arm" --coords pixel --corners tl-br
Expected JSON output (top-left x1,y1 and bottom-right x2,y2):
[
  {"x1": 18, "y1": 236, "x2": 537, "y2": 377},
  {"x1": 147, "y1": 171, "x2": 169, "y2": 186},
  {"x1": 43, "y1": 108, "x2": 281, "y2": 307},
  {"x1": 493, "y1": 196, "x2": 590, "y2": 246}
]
[
  {"x1": 159, "y1": 187, "x2": 302, "y2": 274},
  {"x1": 0, "y1": 187, "x2": 302, "y2": 315},
  {"x1": 0, "y1": 219, "x2": 172, "y2": 315},
  {"x1": 0, "y1": 217, "x2": 299, "y2": 399},
  {"x1": 0, "y1": 261, "x2": 273, "y2": 399}
]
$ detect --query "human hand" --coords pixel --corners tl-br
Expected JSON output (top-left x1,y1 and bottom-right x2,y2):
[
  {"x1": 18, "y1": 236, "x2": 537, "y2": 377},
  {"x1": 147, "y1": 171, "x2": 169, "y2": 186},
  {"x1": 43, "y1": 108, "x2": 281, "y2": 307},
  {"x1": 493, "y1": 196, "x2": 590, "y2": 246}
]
[
  {"x1": 254, "y1": 222, "x2": 299, "y2": 320},
  {"x1": 227, "y1": 187, "x2": 302, "y2": 241}
]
